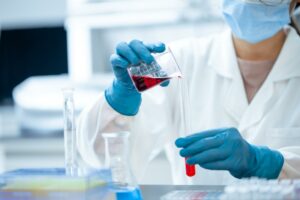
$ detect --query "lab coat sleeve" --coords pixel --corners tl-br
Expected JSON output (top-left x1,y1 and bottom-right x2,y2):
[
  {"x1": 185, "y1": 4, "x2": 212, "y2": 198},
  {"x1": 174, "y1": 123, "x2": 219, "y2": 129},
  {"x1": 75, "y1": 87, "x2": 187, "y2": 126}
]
[
  {"x1": 77, "y1": 93, "x2": 134, "y2": 168},
  {"x1": 76, "y1": 37, "x2": 206, "y2": 182},
  {"x1": 278, "y1": 148, "x2": 300, "y2": 179},
  {"x1": 76, "y1": 87, "x2": 175, "y2": 181}
]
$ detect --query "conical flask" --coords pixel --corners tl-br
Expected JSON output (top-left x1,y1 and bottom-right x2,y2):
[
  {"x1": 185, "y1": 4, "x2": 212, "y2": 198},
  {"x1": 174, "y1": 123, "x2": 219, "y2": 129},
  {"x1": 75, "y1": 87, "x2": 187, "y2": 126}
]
[{"x1": 102, "y1": 132, "x2": 143, "y2": 200}]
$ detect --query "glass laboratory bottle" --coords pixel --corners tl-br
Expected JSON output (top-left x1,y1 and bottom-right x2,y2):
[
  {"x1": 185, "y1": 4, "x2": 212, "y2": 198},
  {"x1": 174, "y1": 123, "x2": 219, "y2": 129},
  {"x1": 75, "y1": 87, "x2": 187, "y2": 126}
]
[{"x1": 102, "y1": 132, "x2": 143, "y2": 200}]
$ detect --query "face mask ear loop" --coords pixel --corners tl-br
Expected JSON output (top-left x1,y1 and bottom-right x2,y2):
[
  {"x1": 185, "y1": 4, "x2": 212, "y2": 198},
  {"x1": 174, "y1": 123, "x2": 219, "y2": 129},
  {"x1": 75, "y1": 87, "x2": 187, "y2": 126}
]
[{"x1": 291, "y1": 2, "x2": 300, "y2": 35}]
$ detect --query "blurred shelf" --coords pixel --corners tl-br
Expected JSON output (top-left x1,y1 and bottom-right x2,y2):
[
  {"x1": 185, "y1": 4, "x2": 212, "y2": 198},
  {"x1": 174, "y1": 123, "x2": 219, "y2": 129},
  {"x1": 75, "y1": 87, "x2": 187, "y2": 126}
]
[
  {"x1": 0, "y1": 105, "x2": 64, "y2": 172},
  {"x1": 67, "y1": 0, "x2": 185, "y2": 16},
  {"x1": 0, "y1": 135, "x2": 64, "y2": 172},
  {"x1": 0, "y1": 0, "x2": 66, "y2": 30},
  {"x1": 65, "y1": 11, "x2": 184, "y2": 30},
  {"x1": 0, "y1": 135, "x2": 63, "y2": 154},
  {"x1": 65, "y1": 1, "x2": 223, "y2": 30}
]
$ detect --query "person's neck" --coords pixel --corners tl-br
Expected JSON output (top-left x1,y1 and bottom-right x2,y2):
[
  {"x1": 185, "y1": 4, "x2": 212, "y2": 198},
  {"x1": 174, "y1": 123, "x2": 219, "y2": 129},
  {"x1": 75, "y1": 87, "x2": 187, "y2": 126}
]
[{"x1": 233, "y1": 29, "x2": 287, "y2": 61}]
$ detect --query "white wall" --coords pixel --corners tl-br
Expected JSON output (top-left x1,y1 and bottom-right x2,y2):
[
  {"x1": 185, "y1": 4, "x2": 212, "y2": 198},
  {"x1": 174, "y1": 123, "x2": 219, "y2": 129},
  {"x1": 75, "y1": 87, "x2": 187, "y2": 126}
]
[
  {"x1": 0, "y1": 0, "x2": 66, "y2": 29},
  {"x1": 90, "y1": 21, "x2": 226, "y2": 73}
]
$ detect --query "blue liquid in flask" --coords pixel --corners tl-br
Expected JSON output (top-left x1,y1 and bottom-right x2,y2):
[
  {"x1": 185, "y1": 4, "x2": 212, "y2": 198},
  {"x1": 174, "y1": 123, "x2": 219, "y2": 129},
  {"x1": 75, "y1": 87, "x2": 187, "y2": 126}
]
[{"x1": 116, "y1": 187, "x2": 143, "y2": 200}]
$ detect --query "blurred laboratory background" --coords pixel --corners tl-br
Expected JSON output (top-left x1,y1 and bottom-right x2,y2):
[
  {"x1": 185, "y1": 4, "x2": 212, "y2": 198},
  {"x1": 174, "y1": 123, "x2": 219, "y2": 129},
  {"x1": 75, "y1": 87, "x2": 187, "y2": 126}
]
[{"x1": 0, "y1": 0, "x2": 226, "y2": 184}]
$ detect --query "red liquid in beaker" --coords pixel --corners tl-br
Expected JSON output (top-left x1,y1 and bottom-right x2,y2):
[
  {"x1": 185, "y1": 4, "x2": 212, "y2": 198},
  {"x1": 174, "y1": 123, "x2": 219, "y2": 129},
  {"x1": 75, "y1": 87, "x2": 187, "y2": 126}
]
[{"x1": 131, "y1": 75, "x2": 171, "y2": 92}]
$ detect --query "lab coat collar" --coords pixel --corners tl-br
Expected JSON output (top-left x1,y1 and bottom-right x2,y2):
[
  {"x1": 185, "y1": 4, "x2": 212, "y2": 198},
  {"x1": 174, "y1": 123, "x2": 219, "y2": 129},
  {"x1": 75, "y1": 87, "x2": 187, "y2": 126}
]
[
  {"x1": 208, "y1": 27, "x2": 300, "y2": 132},
  {"x1": 238, "y1": 27, "x2": 300, "y2": 132},
  {"x1": 209, "y1": 27, "x2": 300, "y2": 81},
  {"x1": 208, "y1": 28, "x2": 249, "y2": 123},
  {"x1": 208, "y1": 28, "x2": 237, "y2": 79},
  {"x1": 270, "y1": 27, "x2": 300, "y2": 82}
]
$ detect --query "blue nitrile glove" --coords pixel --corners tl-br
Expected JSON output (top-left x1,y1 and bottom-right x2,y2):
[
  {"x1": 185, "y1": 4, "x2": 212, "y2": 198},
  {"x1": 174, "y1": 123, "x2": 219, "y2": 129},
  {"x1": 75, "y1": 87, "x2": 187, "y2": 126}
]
[
  {"x1": 105, "y1": 40, "x2": 167, "y2": 116},
  {"x1": 175, "y1": 128, "x2": 284, "y2": 179}
]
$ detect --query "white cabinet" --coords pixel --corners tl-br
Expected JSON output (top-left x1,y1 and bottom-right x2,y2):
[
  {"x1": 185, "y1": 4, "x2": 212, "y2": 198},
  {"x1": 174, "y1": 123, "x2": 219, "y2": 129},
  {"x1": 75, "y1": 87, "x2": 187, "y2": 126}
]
[
  {"x1": 65, "y1": 0, "x2": 224, "y2": 82},
  {"x1": 0, "y1": 0, "x2": 66, "y2": 29},
  {"x1": 0, "y1": 106, "x2": 64, "y2": 173},
  {"x1": 0, "y1": 137, "x2": 64, "y2": 173}
]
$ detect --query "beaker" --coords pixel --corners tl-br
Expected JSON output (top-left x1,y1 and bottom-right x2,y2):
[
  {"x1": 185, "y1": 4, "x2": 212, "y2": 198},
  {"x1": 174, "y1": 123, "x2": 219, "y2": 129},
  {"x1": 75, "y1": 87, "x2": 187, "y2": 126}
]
[
  {"x1": 102, "y1": 132, "x2": 143, "y2": 200},
  {"x1": 127, "y1": 47, "x2": 182, "y2": 92}
]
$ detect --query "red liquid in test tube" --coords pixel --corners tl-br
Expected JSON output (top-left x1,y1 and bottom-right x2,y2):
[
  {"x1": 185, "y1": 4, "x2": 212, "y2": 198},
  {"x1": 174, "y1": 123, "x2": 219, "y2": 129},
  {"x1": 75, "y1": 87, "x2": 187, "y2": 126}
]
[{"x1": 185, "y1": 157, "x2": 195, "y2": 177}]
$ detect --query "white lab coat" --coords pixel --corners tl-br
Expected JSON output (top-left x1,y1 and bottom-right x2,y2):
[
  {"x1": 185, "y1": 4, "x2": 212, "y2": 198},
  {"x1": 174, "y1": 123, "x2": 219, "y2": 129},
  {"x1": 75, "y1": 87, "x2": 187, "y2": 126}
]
[{"x1": 77, "y1": 27, "x2": 300, "y2": 185}]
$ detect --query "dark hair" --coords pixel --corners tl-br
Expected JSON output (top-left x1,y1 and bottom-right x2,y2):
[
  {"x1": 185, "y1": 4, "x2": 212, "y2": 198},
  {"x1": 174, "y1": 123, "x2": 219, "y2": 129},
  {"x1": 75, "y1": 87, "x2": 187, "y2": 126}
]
[{"x1": 291, "y1": 3, "x2": 300, "y2": 35}]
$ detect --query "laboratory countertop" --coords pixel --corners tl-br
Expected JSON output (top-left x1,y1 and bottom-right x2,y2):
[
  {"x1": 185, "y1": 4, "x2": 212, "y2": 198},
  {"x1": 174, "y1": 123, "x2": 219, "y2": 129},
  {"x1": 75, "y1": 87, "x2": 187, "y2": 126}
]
[{"x1": 140, "y1": 185, "x2": 224, "y2": 200}]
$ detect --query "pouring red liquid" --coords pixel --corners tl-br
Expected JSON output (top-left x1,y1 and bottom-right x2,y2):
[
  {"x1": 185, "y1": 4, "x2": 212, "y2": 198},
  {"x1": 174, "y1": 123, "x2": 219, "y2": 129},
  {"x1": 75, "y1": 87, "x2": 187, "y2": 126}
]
[{"x1": 131, "y1": 75, "x2": 171, "y2": 92}]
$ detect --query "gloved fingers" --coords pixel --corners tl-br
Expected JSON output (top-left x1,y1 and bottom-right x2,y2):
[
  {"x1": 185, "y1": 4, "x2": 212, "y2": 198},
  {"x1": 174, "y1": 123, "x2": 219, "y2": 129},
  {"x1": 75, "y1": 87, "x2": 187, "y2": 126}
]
[
  {"x1": 129, "y1": 40, "x2": 154, "y2": 64},
  {"x1": 179, "y1": 134, "x2": 225, "y2": 157},
  {"x1": 110, "y1": 54, "x2": 133, "y2": 84},
  {"x1": 112, "y1": 66, "x2": 132, "y2": 84},
  {"x1": 223, "y1": 127, "x2": 241, "y2": 138},
  {"x1": 144, "y1": 42, "x2": 166, "y2": 53},
  {"x1": 200, "y1": 158, "x2": 231, "y2": 171},
  {"x1": 116, "y1": 42, "x2": 140, "y2": 66},
  {"x1": 175, "y1": 128, "x2": 228, "y2": 148},
  {"x1": 160, "y1": 80, "x2": 170, "y2": 87},
  {"x1": 110, "y1": 54, "x2": 129, "y2": 68},
  {"x1": 186, "y1": 148, "x2": 229, "y2": 165}
]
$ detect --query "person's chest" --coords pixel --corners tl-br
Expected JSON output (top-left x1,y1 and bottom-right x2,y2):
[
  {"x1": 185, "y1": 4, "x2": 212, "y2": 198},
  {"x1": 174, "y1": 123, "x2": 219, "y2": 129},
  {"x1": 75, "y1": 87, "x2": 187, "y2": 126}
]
[{"x1": 187, "y1": 67, "x2": 300, "y2": 148}]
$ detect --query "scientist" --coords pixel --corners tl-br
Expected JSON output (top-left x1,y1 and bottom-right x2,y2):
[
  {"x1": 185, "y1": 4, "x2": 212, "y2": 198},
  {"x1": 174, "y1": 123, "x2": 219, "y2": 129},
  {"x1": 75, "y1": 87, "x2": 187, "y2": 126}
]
[{"x1": 77, "y1": 0, "x2": 300, "y2": 184}]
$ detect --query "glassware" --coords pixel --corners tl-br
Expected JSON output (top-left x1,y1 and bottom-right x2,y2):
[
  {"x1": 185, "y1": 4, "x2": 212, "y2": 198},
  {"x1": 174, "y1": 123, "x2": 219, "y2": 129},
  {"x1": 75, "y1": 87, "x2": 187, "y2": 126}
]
[
  {"x1": 102, "y1": 132, "x2": 143, "y2": 200},
  {"x1": 127, "y1": 47, "x2": 182, "y2": 92},
  {"x1": 62, "y1": 88, "x2": 79, "y2": 176},
  {"x1": 177, "y1": 73, "x2": 195, "y2": 177}
]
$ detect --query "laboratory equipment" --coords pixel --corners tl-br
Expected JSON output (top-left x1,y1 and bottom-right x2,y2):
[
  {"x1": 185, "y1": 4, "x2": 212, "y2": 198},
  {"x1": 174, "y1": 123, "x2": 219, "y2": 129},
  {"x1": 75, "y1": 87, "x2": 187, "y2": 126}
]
[
  {"x1": 160, "y1": 190, "x2": 223, "y2": 200},
  {"x1": 62, "y1": 88, "x2": 79, "y2": 176},
  {"x1": 0, "y1": 168, "x2": 110, "y2": 200},
  {"x1": 185, "y1": 158, "x2": 195, "y2": 177},
  {"x1": 128, "y1": 48, "x2": 182, "y2": 92},
  {"x1": 221, "y1": 178, "x2": 300, "y2": 200},
  {"x1": 13, "y1": 74, "x2": 112, "y2": 136},
  {"x1": 102, "y1": 132, "x2": 143, "y2": 200},
  {"x1": 178, "y1": 75, "x2": 196, "y2": 177},
  {"x1": 160, "y1": 178, "x2": 300, "y2": 200}
]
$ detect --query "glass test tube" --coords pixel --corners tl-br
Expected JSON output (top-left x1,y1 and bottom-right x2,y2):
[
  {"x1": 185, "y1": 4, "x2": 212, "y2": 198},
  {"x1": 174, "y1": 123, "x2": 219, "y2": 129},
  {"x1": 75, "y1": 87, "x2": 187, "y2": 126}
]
[
  {"x1": 62, "y1": 88, "x2": 78, "y2": 176},
  {"x1": 179, "y1": 78, "x2": 196, "y2": 177}
]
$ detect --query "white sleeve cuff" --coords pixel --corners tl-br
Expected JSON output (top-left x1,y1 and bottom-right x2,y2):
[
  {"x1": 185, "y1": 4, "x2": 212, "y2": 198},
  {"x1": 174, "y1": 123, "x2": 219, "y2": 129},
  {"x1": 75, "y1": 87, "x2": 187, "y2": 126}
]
[{"x1": 278, "y1": 150, "x2": 300, "y2": 179}]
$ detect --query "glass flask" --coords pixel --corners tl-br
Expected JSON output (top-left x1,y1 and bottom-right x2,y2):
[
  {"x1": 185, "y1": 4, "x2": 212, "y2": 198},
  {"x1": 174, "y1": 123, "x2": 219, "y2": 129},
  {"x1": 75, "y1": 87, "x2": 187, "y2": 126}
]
[
  {"x1": 102, "y1": 132, "x2": 143, "y2": 200},
  {"x1": 127, "y1": 47, "x2": 182, "y2": 92}
]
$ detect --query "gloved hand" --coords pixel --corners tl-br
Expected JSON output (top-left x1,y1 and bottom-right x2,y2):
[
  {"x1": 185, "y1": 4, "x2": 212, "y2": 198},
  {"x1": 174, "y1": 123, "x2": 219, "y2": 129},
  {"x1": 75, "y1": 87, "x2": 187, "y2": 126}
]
[
  {"x1": 175, "y1": 128, "x2": 284, "y2": 179},
  {"x1": 105, "y1": 40, "x2": 166, "y2": 116}
]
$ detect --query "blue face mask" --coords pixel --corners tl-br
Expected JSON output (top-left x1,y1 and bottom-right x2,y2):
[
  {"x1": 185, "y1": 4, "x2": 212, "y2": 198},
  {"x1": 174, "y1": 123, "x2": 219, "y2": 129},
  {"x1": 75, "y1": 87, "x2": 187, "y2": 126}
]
[{"x1": 222, "y1": 0, "x2": 291, "y2": 44}]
